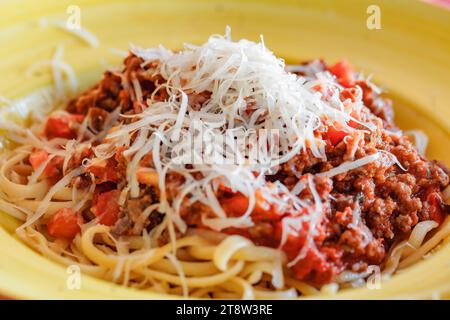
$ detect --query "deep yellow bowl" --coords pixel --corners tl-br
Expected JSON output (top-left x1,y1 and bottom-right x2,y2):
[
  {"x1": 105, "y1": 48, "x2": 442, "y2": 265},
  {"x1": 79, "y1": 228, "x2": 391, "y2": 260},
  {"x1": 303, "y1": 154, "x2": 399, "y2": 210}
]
[{"x1": 0, "y1": 0, "x2": 449, "y2": 299}]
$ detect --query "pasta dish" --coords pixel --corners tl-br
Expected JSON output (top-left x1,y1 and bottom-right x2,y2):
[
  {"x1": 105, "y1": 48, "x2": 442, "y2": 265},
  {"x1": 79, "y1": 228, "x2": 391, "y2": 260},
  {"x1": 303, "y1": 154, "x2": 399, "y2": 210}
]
[{"x1": 0, "y1": 30, "x2": 449, "y2": 299}]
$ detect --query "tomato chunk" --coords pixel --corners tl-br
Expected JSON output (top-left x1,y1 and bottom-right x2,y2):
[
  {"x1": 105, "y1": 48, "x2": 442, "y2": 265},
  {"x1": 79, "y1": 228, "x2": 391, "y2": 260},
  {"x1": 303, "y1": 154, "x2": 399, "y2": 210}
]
[
  {"x1": 87, "y1": 159, "x2": 120, "y2": 184},
  {"x1": 325, "y1": 113, "x2": 359, "y2": 146},
  {"x1": 91, "y1": 189, "x2": 121, "y2": 226},
  {"x1": 29, "y1": 149, "x2": 49, "y2": 170},
  {"x1": 47, "y1": 208, "x2": 83, "y2": 240},
  {"x1": 427, "y1": 192, "x2": 446, "y2": 224},
  {"x1": 29, "y1": 149, "x2": 63, "y2": 179},
  {"x1": 329, "y1": 60, "x2": 355, "y2": 88},
  {"x1": 220, "y1": 192, "x2": 279, "y2": 220},
  {"x1": 275, "y1": 219, "x2": 342, "y2": 285},
  {"x1": 45, "y1": 114, "x2": 85, "y2": 140},
  {"x1": 326, "y1": 126, "x2": 348, "y2": 146}
]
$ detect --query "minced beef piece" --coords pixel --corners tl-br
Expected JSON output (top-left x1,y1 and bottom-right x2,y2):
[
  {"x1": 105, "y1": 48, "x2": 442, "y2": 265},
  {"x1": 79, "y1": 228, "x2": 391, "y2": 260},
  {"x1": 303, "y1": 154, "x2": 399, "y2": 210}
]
[
  {"x1": 87, "y1": 107, "x2": 110, "y2": 132},
  {"x1": 67, "y1": 70, "x2": 125, "y2": 115},
  {"x1": 112, "y1": 186, "x2": 163, "y2": 237},
  {"x1": 67, "y1": 54, "x2": 167, "y2": 117},
  {"x1": 356, "y1": 80, "x2": 395, "y2": 128}
]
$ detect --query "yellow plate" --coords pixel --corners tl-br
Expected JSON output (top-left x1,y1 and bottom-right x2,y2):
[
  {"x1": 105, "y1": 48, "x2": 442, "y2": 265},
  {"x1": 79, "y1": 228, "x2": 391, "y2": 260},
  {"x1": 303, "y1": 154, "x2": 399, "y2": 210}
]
[{"x1": 0, "y1": 0, "x2": 449, "y2": 299}]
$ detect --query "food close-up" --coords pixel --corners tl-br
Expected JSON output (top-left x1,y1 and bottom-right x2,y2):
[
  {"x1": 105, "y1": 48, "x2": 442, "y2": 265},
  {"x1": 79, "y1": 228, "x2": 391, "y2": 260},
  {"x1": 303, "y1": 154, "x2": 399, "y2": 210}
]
[{"x1": 0, "y1": 0, "x2": 449, "y2": 303}]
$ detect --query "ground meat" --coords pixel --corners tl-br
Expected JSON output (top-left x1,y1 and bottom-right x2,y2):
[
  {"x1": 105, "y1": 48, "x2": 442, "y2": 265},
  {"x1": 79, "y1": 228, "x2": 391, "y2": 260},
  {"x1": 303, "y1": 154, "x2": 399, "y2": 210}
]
[
  {"x1": 87, "y1": 107, "x2": 110, "y2": 132},
  {"x1": 67, "y1": 71, "x2": 124, "y2": 115},
  {"x1": 181, "y1": 201, "x2": 209, "y2": 228},
  {"x1": 146, "y1": 211, "x2": 165, "y2": 232},
  {"x1": 356, "y1": 80, "x2": 395, "y2": 128},
  {"x1": 112, "y1": 186, "x2": 163, "y2": 236},
  {"x1": 67, "y1": 54, "x2": 167, "y2": 117},
  {"x1": 338, "y1": 228, "x2": 385, "y2": 264},
  {"x1": 111, "y1": 214, "x2": 132, "y2": 236},
  {"x1": 82, "y1": 206, "x2": 96, "y2": 222}
]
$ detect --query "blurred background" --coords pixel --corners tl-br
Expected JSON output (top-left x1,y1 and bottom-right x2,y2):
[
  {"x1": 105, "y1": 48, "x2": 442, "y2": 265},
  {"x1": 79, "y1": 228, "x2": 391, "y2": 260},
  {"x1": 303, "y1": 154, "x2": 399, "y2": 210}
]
[{"x1": 424, "y1": 0, "x2": 450, "y2": 7}]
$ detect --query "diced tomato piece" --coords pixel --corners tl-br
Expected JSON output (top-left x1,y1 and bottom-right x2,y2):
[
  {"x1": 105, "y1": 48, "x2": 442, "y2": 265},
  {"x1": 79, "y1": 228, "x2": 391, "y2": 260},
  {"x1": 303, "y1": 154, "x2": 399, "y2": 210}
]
[
  {"x1": 29, "y1": 149, "x2": 63, "y2": 179},
  {"x1": 213, "y1": 179, "x2": 234, "y2": 193},
  {"x1": 427, "y1": 192, "x2": 446, "y2": 224},
  {"x1": 220, "y1": 192, "x2": 279, "y2": 220},
  {"x1": 220, "y1": 193, "x2": 250, "y2": 216},
  {"x1": 91, "y1": 189, "x2": 121, "y2": 226},
  {"x1": 218, "y1": 184, "x2": 233, "y2": 193},
  {"x1": 45, "y1": 114, "x2": 85, "y2": 140},
  {"x1": 47, "y1": 208, "x2": 83, "y2": 240},
  {"x1": 329, "y1": 60, "x2": 355, "y2": 88},
  {"x1": 87, "y1": 159, "x2": 120, "y2": 184},
  {"x1": 325, "y1": 113, "x2": 359, "y2": 146},
  {"x1": 44, "y1": 157, "x2": 64, "y2": 179},
  {"x1": 71, "y1": 114, "x2": 85, "y2": 122},
  {"x1": 347, "y1": 119, "x2": 358, "y2": 129},
  {"x1": 29, "y1": 149, "x2": 49, "y2": 169},
  {"x1": 340, "y1": 88, "x2": 358, "y2": 103},
  {"x1": 347, "y1": 110, "x2": 360, "y2": 128},
  {"x1": 326, "y1": 126, "x2": 348, "y2": 146}
]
